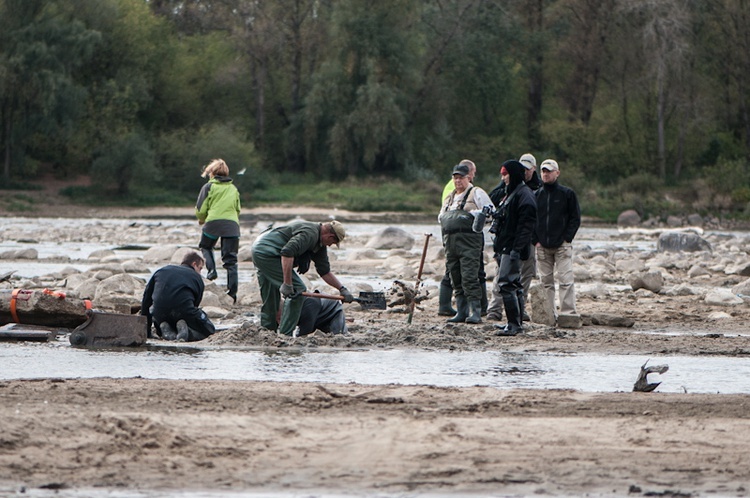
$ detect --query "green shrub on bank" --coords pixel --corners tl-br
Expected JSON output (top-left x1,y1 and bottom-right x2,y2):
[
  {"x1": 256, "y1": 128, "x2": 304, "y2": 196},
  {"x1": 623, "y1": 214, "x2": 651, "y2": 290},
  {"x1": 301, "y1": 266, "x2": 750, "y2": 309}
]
[
  {"x1": 0, "y1": 193, "x2": 37, "y2": 212},
  {"x1": 60, "y1": 185, "x2": 191, "y2": 207},
  {"x1": 38, "y1": 165, "x2": 750, "y2": 223},
  {"x1": 251, "y1": 178, "x2": 440, "y2": 212},
  {"x1": 0, "y1": 181, "x2": 43, "y2": 191}
]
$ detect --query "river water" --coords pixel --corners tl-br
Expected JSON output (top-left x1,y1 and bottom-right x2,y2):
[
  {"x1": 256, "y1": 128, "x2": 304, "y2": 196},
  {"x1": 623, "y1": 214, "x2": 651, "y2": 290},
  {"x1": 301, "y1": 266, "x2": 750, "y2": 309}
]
[
  {"x1": 2, "y1": 339, "x2": 750, "y2": 394},
  {"x1": 1, "y1": 217, "x2": 749, "y2": 395}
]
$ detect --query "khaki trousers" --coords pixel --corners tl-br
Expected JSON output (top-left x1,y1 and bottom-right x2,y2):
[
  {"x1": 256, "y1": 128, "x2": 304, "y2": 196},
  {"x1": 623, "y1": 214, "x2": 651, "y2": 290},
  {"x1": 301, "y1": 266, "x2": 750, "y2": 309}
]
[{"x1": 536, "y1": 242, "x2": 576, "y2": 316}]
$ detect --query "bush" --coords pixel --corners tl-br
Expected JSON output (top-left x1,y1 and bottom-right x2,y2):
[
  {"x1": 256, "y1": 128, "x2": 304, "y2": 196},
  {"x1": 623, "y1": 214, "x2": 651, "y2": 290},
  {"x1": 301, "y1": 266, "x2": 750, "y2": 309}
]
[
  {"x1": 157, "y1": 124, "x2": 260, "y2": 194},
  {"x1": 0, "y1": 181, "x2": 43, "y2": 191},
  {"x1": 91, "y1": 132, "x2": 155, "y2": 196},
  {"x1": 0, "y1": 193, "x2": 36, "y2": 212},
  {"x1": 248, "y1": 178, "x2": 438, "y2": 213},
  {"x1": 703, "y1": 158, "x2": 748, "y2": 193}
]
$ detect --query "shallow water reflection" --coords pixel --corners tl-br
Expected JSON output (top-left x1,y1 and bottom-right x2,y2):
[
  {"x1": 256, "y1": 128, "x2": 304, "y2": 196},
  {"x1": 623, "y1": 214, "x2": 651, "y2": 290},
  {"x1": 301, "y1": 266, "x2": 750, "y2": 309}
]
[{"x1": 2, "y1": 339, "x2": 748, "y2": 394}]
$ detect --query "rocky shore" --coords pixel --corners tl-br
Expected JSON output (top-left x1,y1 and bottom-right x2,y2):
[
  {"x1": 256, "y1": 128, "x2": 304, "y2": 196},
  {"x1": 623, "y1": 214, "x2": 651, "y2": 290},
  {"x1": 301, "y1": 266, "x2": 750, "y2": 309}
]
[
  {"x1": 3, "y1": 206, "x2": 750, "y2": 497},
  {"x1": 1, "y1": 207, "x2": 749, "y2": 354}
]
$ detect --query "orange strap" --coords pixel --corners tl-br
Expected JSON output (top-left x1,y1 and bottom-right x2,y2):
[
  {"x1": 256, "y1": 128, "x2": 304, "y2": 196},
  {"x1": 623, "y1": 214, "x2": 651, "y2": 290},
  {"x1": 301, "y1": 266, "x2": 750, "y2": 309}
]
[
  {"x1": 9, "y1": 289, "x2": 89, "y2": 323},
  {"x1": 10, "y1": 289, "x2": 32, "y2": 324},
  {"x1": 10, "y1": 289, "x2": 19, "y2": 323}
]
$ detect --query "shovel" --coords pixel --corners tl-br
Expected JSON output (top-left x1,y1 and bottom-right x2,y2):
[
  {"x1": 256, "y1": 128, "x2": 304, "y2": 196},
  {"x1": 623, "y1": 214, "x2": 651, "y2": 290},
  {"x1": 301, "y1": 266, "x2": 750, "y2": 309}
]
[
  {"x1": 301, "y1": 291, "x2": 386, "y2": 310},
  {"x1": 408, "y1": 233, "x2": 432, "y2": 324}
]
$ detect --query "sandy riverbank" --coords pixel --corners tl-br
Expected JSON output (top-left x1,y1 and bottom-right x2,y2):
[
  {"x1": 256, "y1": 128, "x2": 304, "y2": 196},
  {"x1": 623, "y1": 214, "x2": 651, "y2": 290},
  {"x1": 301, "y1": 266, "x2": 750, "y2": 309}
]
[
  {"x1": 2, "y1": 201, "x2": 750, "y2": 496},
  {"x1": 3, "y1": 378, "x2": 750, "y2": 497}
]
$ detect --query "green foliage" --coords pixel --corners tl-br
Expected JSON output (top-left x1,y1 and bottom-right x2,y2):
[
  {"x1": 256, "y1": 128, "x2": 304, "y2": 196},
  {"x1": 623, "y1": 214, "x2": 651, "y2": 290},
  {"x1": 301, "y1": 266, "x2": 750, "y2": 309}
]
[
  {"x1": 401, "y1": 161, "x2": 440, "y2": 184},
  {"x1": 156, "y1": 124, "x2": 259, "y2": 194},
  {"x1": 250, "y1": 178, "x2": 438, "y2": 213},
  {"x1": 0, "y1": 180, "x2": 43, "y2": 191},
  {"x1": 156, "y1": 33, "x2": 246, "y2": 129},
  {"x1": 0, "y1": 0, "x2": 101, "y2": 181},
  {"x1": 699, "y1": 157, "x2": 750, "y2": 212},
  {"x1": 732, "y1": 187, "x2": 750, "y2": 205},
  {"x1": 90, "y1": 131, "x2": 154, "y2": 195},
  {"x1": 3, "y1": 0, "x2": 750, "y2": 222},
  {"x1": 571, "y1": 170, "x2": 673, "y2": 222},
  {"x1": 0, "y1": 192, "x2": 37, "y2": 212},
  {"x1": 59, "y1": 184, "x2": 190, "y2": 207},
  {"x1": 305, "y1": 0, "x2": 421, "y2": 176}
]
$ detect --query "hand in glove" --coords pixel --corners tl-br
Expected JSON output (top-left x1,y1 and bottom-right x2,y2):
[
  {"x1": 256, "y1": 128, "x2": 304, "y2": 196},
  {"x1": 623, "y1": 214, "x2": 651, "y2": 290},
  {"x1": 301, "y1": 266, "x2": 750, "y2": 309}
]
[
  {"x1": 509, "y1": 250, "x2": 520, "y2": 262},
  {"x1": 280, "y1": 283, "x2": 295, "y2": 298},
  {"x1": 339, "y1": 286, "x2": 355, "y2": 303}
]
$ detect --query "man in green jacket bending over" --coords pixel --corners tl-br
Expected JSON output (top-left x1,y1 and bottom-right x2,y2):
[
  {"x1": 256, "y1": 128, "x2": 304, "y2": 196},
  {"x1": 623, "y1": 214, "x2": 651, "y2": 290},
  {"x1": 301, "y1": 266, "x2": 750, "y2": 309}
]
[{"x1": 251, "y1": 220, "x2": 355, "y2": 335}]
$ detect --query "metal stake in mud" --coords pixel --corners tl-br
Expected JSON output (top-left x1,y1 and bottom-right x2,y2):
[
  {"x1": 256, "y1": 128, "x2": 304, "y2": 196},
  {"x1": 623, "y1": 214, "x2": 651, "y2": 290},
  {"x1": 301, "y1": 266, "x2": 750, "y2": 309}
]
[{"x1": 407, "y1": 233, "x2": 432, "y2": 324}]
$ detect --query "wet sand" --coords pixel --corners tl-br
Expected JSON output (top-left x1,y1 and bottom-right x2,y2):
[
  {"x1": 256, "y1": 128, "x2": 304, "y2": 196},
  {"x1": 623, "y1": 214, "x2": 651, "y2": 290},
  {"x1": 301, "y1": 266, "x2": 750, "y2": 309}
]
[
  {"x1": 2, "y1": 378, "x2": 750, "y2": 497},
  {"x1": 2, "y1": 203, "x2": 750, "y2": 496}
]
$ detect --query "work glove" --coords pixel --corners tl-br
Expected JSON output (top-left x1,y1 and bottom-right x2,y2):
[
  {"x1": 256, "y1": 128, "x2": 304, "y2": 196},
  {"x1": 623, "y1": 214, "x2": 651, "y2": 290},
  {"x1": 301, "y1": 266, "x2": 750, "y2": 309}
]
[
  {"x1": 280, "y1": 283, "x2": 295, "y2": 298},
  {"x1": 339, "y1": 286, "x2": 355, "y2": 303},
  {"x1": 509, "y1": 250, "x2": 520, "y2": 262}
]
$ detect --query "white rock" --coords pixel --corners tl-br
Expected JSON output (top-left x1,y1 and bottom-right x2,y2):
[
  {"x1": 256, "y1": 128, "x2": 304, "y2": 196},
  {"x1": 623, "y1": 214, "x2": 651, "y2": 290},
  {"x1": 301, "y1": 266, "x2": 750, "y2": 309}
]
[
  {"x1": 704, "y1": 288, "x2": 744, "y2": 306},
  {"x1": 707, "y1": 311, "x2": 732, "y2": 320}
]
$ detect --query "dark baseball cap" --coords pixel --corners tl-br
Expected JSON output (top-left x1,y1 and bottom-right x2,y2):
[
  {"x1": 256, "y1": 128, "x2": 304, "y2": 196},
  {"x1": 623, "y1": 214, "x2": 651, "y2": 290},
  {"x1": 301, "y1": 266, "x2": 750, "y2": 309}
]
[{"x1": 452, "y1": 164, "x2": 470, "y2": 177}]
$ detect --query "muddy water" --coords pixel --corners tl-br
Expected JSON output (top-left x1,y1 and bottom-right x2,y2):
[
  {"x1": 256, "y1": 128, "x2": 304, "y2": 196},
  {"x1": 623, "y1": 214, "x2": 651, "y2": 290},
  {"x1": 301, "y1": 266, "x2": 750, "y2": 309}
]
[{"x1": 2, "y1": 338, "x2": 748, "y2": 394}]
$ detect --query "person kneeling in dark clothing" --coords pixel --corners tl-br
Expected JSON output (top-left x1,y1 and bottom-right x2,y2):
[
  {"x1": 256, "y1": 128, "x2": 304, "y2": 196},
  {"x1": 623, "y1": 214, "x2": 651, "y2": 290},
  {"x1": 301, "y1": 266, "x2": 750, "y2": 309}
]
[
  {"x1": 140, "y1": 251, "x2": 216, "y2": 342},
  {"x1": 295, "y1": 292, "x2": 348, "y2": 336}
]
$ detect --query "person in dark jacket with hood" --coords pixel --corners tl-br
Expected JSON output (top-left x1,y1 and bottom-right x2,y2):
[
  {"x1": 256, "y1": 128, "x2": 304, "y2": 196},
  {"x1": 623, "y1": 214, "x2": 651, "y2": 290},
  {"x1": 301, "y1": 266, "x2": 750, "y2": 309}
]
[
  {"x1": 486, "y1": 153, "x2": 542, "y2": 322},
  {"x1": 195, "y1": 158, "x2": 241, "y2": 303},
  {"x1": 491, "y1": 159, "x2": 537, "y2": 336},
  {"x1": 531, "y1": 159, "x2": 581, "y2": 321}
]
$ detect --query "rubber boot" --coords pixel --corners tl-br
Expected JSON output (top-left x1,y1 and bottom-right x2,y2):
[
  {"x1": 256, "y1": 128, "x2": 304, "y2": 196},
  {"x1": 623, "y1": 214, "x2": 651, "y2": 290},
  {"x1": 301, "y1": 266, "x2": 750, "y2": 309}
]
[
  {"x1": 447, "y1": 295, "x2": 468, "y2": 323},
  {"x1": 176, "y1": 319, "x2": 190, "y2": 342},
  {"x1": 159, "y1": 322, "x2": 177, "y2": 341},
  {"x1": 495, "y1": 295, "x2": 522, "y2": 336},
  {"x1": 517, "y1": 290, "x2": 526, "y2": 324},
  {"x1": 201, "y1": 248, "x2": 217, "y2": 280},
  {"x1": 226, "y1": 265, "x2": 238, "y2": 304},
  {"x1": 465, "y1": 300, "x2": 482, "y2": 324},
  {"x1": 329, "y1": 310, "x2": 348, "y2": 335},
  {"x1": 480, "y1": 281, "x2": 488, "y2": 316},
  {"x1": 438, "y1": 278, "x2": 456, "y2": 316}
]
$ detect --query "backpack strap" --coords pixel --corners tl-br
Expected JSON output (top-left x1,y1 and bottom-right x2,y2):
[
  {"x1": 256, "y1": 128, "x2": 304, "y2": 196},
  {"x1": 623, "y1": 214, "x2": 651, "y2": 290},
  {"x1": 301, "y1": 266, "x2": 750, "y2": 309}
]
[{"x1": 457, "y1": 186, "x2": 474, "y2": 210}]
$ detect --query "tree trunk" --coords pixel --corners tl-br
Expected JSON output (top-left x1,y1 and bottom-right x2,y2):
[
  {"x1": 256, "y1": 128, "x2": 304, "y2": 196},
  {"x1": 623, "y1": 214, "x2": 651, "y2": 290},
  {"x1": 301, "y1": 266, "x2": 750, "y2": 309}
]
[
  {"x1": 253, "y1": 58, "x2": 267, "y2": 152},
  {"x1": 2, "y1": 102, "x2": 11, "y2": 184},
  {"x1": 526, "y1": 0, "x2": 544, "y2": 149},
  {"x1": 287, "y1": 0, "x2": 306, "y2": 172},
  {"x1": 0, "y1": 289, "x2": 90, "y2": 328},
  {"x1": 675, "y1": 110, "x2": 685, "y2": 180},
  {"x1": 656, "y1": 70, "x2": 666, "y2": 180}
]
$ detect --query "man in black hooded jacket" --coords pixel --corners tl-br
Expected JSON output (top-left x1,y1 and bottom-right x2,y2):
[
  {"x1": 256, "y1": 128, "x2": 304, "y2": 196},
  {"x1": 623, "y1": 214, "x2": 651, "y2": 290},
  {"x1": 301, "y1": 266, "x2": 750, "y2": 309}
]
[{"x1": 491, "y1": 159, "x2": 537, "y2": 336}]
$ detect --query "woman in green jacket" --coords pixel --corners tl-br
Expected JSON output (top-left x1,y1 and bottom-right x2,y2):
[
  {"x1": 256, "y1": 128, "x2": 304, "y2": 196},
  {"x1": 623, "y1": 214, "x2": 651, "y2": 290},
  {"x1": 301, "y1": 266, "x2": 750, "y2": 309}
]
[{"x1": 195, "y1": 159, "x2": 241, "y2": 303}]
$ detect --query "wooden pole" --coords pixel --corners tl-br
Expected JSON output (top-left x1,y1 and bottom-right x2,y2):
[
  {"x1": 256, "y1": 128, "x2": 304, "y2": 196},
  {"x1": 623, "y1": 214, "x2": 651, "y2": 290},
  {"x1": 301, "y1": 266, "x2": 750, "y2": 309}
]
[{"x1": 407, "y1": 233, "x2": 432, "y2": 324}]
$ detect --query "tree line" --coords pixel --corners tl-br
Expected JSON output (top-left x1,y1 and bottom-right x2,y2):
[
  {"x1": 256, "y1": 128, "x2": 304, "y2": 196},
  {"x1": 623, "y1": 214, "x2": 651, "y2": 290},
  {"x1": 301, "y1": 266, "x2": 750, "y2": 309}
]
[{"x1": 1, "y1": 0, "x2": 749, "y2": 216}]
